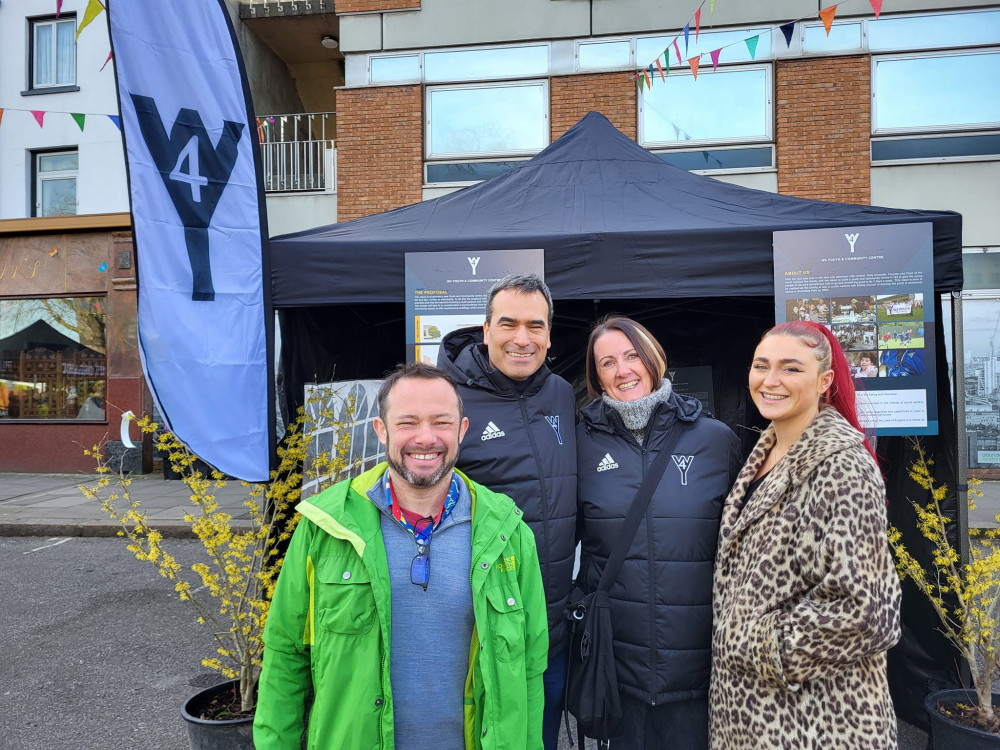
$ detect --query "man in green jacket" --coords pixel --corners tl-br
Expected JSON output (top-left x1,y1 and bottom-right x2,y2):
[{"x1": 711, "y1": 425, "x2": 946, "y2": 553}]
[{"x1": 254, "y1": 362, "x2": 548, "y2": 750}]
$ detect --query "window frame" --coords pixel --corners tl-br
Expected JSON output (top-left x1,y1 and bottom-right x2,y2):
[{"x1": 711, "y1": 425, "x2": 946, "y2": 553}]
[
  {"x1": 424, "y1": 80, "x2": 550, "y2": 161},
  {"x1": 575, "y1": 38, "x2": 634, "y2": 72},
  {"x1": 650, "y1": 144, "x2": 776, "y2": 175},
  {"x1": 871, "y1": 48, "x2": 1000, "y2": 137},
  {"x1": 32, "y1": 148, "x2": 79, "y2": 218},
  {"x1": 638, "y1": 62, "x2": 773, "y2": 151},
  {"x1": 26, "y1": 15, "x2": 78, "y2": 93}
]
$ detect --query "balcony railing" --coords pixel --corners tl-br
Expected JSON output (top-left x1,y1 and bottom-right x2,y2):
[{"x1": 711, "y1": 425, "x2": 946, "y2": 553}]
[{"x1": 257, "y1": 112, "x2": 335, "y2": 193}]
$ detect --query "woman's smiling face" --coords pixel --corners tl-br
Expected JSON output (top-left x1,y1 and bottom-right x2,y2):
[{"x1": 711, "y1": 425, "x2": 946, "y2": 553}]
[
  {"x1": 594, "y1": 330, "x2": 656, "y2": 402},
  {"x1": 749, "y1": 334, "x2": 833, "y2": 430}
]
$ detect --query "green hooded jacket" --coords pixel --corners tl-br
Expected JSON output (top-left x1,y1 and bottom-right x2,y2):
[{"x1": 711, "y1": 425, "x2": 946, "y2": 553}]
[{"x1": 253, "y1": 464, "x2": 548, "y2": 750}]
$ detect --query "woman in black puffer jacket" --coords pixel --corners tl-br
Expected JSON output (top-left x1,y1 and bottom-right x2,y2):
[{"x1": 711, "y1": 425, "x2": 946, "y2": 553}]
[{"x1": 575, "y1": 316, "x2": 742, "y2": 750}]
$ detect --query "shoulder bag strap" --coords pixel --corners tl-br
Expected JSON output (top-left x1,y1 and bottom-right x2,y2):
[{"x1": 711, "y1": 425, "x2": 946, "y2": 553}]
[{"x1": 596, "y1": 421, "x2": 690, "y2": 593}]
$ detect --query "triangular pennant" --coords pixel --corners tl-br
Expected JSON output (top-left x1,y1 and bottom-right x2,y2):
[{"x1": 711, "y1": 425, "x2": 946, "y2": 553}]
[
  {"x1": 746, "y1": 35, "x2": 759, "y2": 60},
  {"x1": 643, "y1": 69, "x2": 652, "y2": 89},
  {"x1": 634, "y1": 73, "x2": 642, "y2": 91},
  {"x1": 76, "y1": 0, "x2": 105, "y2": 42},
  {"x1": 695, "y1": 8, "x2": 701, "y2": 40},
  {"x1": 684, "y1": 24, "x2": 690, "y2": 55},
  {"x1": 71, "y1": 113, "x2": 86, "y2": 131},
  {"x1": 780, "y1": 22, "x2": 795, "y2": 48},
  {"x1": 57, "y1": 0, "x2": 64, "y2": 18},
  {"x1": 100, "y1": 50, "x2": 113, "y2": 72},
  {"x1": 31, "y1": 111, "x2": 45, "y2": 128},
  {"x1": 654, "y1": 56, "x2": 666, "y2": 82},
  {"x1": 673, "y1": 38, "x2": 682, "y2": 65},
  {"x1": 108, "y1": 114, "x2": 121, "y2": 130},
  {"x1": 688, "y1": 56, "x2": 700, "y2": 80},
  {"x1": 0, "y1": 109, "x2": 4, "y2": 129},
  {"x1": 819, "y1": 5, "x2": 838, "y2": 35},
  {"x1": 648, "y1": 63, "x2": 655, "y2": 83},
  {"x1": 710, "y1": 48, "x2": 721, "y2": 71},
  {"x1": 711, "y1": 0, "x2": 716, "y2": 14},
  {"x1": 869, "y1": 0, "x2": 882, "y2": 20}
]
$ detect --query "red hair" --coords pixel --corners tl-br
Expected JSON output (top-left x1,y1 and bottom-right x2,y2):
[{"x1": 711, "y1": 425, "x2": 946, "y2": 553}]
[{"x1": 762, "y1": 321, "x2": 876, "y2": 462}]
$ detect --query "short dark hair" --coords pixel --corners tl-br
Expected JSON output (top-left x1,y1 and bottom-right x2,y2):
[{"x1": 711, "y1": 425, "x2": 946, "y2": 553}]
[
  {"x1": 377, "y1": 362, "x2": 464, "y2": 421},
  {"x1": 585, "y1": 316, "x2": 668, "y2": 400},
  {"x1": 485, "y1": 273, "x2": 554, "y2": 328}
]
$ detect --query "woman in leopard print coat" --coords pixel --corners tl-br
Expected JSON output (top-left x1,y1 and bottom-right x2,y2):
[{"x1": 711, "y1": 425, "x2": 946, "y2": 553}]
[{"x1": 710, "y1": 321, "x2": 902, "y2": 750}]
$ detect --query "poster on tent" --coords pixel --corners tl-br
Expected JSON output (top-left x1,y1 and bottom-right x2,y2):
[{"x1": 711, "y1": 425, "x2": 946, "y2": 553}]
[
  {"x1": 405, "y1": 249, "x2": 545, "y2": 364},
  {"x1": 772, "y1": 223, "x2": 937, "y2": 436}
]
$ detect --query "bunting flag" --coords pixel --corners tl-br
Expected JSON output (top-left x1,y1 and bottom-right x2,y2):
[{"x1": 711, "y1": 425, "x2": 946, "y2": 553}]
[
  {"x1": 819, "y1": 5, "x2": 838, "y2": 35},
  {"x1": 654, "y1": 56, "x2": 666, "y2": 82},
  {"x1": 695, "y1": 8, "x2": 701, "y2": 40},
  {"x1": 643, "y1": 69, "x2": 652, "y2": 88},
  {"x1": 870, "y1": 0, "x2": 882, "y2": 20},
  {"x1": 647, "y1": 63, "x2": 655, "y2": 85},
  {"x1": 108, "y1": 0, "x2": 273, "y2": 481},
  {"x1": 0, "y1": 109, "x2": 4, "y2": 129},
  {"x1": 746, "y1": 35, "x2": 759, "y2": 59},
  {"x1": 780, "y1": 22, "x2": 796, "y2": 47},
  {"x1": 711, "y1": 0, "x2": 716, "y2": 14},
  {"x1": 57, "y1": 0, "x2": 64, "y2": 18},
  {"x1": 76, "y1": 0, "x2": 105, "y2": 42},
  {"x1": 710, "y1": 48, "x2": 721, "y2": 70},
  {"x1": 71, "y1": 113, "x2": 86, "y2": 131},
  {"x1": 108, "y1": 114, "x2": 120, "y2": 130},
  {"x1": 673, "y1": 38, "x2": 682, "y2": 64},
  {"x1": 100, "y1": 50, "x2": 114, "y2": 72},
  {"x1": 684, "y1": 24, "x2": 690, "y2": 55},
  {"x1": 688, "y1": 56, "x2": 700, "y2": 80},
  {"x1": 31, "y1": 111, "x2": 45, "y2": 127}
]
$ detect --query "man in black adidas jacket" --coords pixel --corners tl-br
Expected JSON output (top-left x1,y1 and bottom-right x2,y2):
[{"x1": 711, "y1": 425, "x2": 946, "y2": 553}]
[{"x1": 438, "y1": 273, "x2": 576, "y2": 750}]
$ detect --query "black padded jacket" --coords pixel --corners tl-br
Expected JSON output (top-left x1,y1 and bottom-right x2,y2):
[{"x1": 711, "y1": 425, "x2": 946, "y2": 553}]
[
  {"x1": 438, "y1": 327, "x2": 578, "y2": 654},
  {"x1": 576, "y1": 391, "x2": 742, "y2": 704}
]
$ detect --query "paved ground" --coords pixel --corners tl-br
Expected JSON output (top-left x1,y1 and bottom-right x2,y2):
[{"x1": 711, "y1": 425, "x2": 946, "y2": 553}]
[{"x1": 0, "y1": 471, "x2": 252, "y2": 538}]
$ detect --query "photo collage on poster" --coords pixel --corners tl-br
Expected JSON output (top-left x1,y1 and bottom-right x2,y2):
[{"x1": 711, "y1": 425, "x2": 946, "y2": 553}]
[{"x1": 782, "y1": 293, "x2": 926, "y2": 380}]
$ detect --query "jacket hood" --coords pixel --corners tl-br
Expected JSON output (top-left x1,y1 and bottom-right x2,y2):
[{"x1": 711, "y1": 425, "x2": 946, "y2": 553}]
[
  {"x1": 580, "y1": 387, "x2": 703, "y2": 435},
  {"x1": 438, "y1": 326, "x2": 552, "y2": 396}
]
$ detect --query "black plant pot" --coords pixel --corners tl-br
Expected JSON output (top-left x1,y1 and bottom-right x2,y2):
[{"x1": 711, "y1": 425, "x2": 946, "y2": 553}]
[
  {"x1": 181, "y1": 679, "x2": 254, "y2": 750},
  {"x1": 926, "y1": 688, "x2": 1000, "y2": 750}
]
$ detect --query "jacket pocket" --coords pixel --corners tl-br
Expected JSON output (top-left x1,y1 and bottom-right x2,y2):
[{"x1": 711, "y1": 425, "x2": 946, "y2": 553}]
[
  {"x1": 314, "y1": 555, "x2": 377, "y2": 636},
  {"x1": 485, "y1": 583, "x2": 526, "y2": 663}
]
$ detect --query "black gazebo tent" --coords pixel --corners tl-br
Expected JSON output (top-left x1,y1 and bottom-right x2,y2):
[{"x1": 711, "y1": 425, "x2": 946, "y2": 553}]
[{"x1": 269, "y1": 111, "x2": 964, "y2": 724}]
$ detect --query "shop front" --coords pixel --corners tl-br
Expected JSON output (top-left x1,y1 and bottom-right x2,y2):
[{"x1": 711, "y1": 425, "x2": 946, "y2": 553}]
[{"x1": 0, "y1": 213, "x2": 150, "y2": 473}]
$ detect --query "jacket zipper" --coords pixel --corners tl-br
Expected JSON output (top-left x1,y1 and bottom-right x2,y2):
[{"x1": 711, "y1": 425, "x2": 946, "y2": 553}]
[
  {"x1": 641, "y1": 446, "x2": 657, "y2": 706},
  {"x1": 519, "y1": 393, "x2": 552, "y2": 608}
]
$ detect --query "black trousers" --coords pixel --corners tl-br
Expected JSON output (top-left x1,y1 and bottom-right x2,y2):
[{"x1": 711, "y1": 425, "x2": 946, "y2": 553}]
[{"x1": 611, "y1": 695, "x2": 709, "y2": 750}]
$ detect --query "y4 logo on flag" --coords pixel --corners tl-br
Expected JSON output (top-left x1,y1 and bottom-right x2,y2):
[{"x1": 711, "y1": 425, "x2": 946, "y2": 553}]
[{"x1": 129, "y1": 94, "x2": 244, "y2": 301}]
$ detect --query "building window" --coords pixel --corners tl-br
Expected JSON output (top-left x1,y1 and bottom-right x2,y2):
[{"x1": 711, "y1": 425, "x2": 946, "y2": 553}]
[
  {"x1": 868, "y1": 10, "x2": 1000, "y2": 52},
  {"x1": 0, "y1": 297, "x2": 106, "y2": 421},
  {"x1": 33, "y1": 150, "x2": 78, "y2": 217},
  {"x1": 424, "y1": 45, "x2": 548, "y2": 83},
  {"x1": 639, "y1": 65, "x2": 772, "y2": 150},
  {"x1": 426, "y1": 82, "x2": 548, "y2": 159},
  {"x1": 578, "y1": 40, "x2": 631, "y2": 71},
  {"x1": 370, "y1": 55, "x2": 420, "y2": 84},
  {"x1": 30, "y1": 16, "x2": 77, "y2": 90},
  {"x1": 873, "y1": 51, "x2": 1000, "y2": 134}
]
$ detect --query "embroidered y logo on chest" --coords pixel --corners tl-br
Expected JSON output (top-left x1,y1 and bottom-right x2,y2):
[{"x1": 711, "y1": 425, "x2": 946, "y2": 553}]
[
  {"x1": 544, "y1": 415, "x2": 564, "y2": 445},
  {"x1": 672, "y1": 455, "x2": 695, "y2": 485}
]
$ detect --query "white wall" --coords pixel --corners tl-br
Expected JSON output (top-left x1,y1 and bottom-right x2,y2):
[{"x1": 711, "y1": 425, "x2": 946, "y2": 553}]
[
  {"x1": 0, "y1": 1, "x2": 128, "y2": 219},
  {"x1": 266, "y1": 193, "x2": 338, "y2": 237}
]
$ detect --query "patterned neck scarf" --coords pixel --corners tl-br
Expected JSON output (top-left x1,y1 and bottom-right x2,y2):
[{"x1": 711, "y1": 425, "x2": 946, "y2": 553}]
[{"x1": 384, "y1": 471, "x2": 461, "y2": 545}]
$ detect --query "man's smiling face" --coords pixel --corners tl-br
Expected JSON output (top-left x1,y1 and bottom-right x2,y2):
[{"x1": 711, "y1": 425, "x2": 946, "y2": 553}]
[{"x1": 482, "y1": 289, "x2": 552, "y2": 381}]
